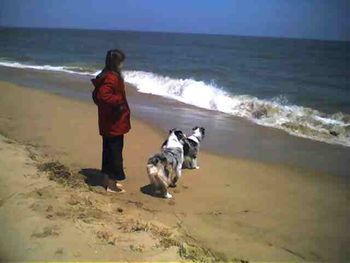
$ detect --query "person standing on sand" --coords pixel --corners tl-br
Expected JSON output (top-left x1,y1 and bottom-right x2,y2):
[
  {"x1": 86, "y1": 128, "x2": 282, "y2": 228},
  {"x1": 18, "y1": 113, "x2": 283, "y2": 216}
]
[{"x1": 91, "y1": 49, "x2": 131, "y2": 193}]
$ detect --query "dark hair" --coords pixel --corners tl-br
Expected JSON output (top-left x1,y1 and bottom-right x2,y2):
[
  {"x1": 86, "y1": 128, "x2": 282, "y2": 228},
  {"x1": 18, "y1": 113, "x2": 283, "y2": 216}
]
[{"x1": 105, "y1": 49, "x2": 126, "y2": 73}]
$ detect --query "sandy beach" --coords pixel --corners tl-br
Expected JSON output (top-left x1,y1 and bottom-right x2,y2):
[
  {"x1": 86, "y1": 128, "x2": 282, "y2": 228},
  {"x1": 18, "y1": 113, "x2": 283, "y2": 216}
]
[
  {"x1": 1, "y1": 81, "x2": 350, "y2": 261},
  {"x1": 1, "y1": 66, "x2": 349, "y2": 178}
]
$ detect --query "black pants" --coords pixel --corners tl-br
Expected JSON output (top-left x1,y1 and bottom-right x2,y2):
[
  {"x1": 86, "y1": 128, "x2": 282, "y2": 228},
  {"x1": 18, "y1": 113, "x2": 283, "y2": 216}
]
[{"x1": 102, "y1": 135, "x2": 126, "y2": 181}]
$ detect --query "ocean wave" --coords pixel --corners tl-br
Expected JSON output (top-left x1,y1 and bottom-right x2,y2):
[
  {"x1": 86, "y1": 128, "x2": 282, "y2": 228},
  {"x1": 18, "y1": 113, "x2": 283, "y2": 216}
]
[
  {"x1": 1, "y1": 60, "x2": 349, "y2": 147},
  {"x1": 0, "y1": 60, "x2": 99, "y2": 76},
  {"x1": 124, "y1": 70, "x2": 350, "y2": 147}
]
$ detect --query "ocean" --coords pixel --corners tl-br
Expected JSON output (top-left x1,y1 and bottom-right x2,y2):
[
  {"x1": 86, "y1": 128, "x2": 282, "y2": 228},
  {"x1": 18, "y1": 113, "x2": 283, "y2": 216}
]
[
  {"x1": 0, "y1": 28, "x2": 350, "y2": 177},
  {"x1": 1, "y1": 26, "x2": 349, "y2": 148}
]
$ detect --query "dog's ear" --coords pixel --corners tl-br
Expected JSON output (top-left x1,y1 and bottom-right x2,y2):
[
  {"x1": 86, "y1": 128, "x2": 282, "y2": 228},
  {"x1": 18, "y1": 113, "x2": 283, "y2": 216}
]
[
  {"x1": 174, "y1": 130, "x2": 185, "y2": 141},
  {"x1": 183, "y1": 141, "x2": 190, "y2": 154},
  {"x1": 192, "y1": 126, "x2": 199, "y2": 131},
  {"x1": 169, "y1": 128, "x2": 175, "y2": 134},
  {"x1": 200, "y1": 127, "x2": 206, "y2": 135},
  {"x1": 161, "y1": 139, "x2": 168, "y2": 148},
  {"x1": 174, "y1": 130, "x2": 182, "y2": 136}
]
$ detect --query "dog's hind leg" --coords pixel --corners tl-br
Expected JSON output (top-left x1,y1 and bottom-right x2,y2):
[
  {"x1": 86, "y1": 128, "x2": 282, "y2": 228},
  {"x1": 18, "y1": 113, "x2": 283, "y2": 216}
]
[
  {"x1": 170, "y1": 165, "x2": 182, "y2": 187},
  {"x1": 160, "y1": 179, "x2": 172, "y2": 199},
  {"x1": 147, "y1": 165, "x2": 161, "y2": 194},
  {"x1": 182, "y1": 157, "x2": 191, "y2": 169},
  {"x1": 192, "y1": 158, "x2": 199, "y2": 169},
  {"x1": 156, "y1": 172, "x2": 172, "y2": 199}
]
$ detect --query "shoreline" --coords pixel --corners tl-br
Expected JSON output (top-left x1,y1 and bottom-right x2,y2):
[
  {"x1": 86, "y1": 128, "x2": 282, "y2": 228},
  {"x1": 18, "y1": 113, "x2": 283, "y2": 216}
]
[
  {"x1": 1, "y1": 66, "x2": 350, "y2": 177},
  {"x1": 1, "y1": 80, "x2": 350, "y2": 261},
  {"x1": 1, "y1": 62, "x2": 349, "y2": 147}
]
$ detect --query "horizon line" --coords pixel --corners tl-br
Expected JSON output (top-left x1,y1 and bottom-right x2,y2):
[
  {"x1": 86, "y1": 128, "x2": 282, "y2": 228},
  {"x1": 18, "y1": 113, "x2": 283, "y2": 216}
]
[{"x1": 0, "y1": 24, "x2": 348, "y2": 43}]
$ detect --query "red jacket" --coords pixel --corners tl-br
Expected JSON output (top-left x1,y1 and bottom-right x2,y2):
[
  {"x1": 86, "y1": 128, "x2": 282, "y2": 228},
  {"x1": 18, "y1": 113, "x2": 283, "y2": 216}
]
[{"x1": 91, "y1": 70, "x2": 131, "y2": 137}]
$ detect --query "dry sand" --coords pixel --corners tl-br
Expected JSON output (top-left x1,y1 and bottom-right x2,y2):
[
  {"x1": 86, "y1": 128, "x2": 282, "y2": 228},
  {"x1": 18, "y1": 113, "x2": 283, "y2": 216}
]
[
  {"x1": 0, "y1": 134, "x2": 215, "y2": 261},
  {"x1": 0, "y1": 81, "x2": 349, "y2": 261}
]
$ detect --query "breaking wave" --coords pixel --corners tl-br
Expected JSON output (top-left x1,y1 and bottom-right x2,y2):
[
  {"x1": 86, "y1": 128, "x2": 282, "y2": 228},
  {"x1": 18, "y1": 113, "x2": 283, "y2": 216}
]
[
  {"x1": 1, "y1": 60, "x2": 349, "y2": 147},
  {"x1": 0, "y1": 60, "x2": 99, "y2": 76},
  {"x1": 124, "y1": 71, "x2": 350, "y2": 147}
]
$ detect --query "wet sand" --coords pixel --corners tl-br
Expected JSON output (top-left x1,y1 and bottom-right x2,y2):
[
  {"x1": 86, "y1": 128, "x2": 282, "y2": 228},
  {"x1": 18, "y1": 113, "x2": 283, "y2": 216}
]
[
  {"x1": 1, "y1": 80, "x2": 350, "y2": 261},
  {"x1": 1, "y1": 66, "x2": 350, "y2": 177}
]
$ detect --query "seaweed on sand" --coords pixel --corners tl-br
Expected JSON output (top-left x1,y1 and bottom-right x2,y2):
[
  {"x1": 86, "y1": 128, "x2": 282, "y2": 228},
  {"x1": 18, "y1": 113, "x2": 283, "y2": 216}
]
[{"x1": 37, "y1": 161, "x2": 86, "y2": 188}]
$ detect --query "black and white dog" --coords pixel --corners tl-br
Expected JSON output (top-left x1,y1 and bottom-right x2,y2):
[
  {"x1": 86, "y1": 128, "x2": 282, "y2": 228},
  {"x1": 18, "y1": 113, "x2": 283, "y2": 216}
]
[
  {"x1": 182, "y1": 126, "x2": 205, "y2": 169},
  {"x1": 147, "y1": 129, "x2": 186, "y2": 199}
]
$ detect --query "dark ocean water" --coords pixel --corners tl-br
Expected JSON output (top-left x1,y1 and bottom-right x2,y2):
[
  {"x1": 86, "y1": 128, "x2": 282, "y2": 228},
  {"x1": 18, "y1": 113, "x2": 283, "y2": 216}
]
[{"x1": 1, "y1": 27, "x2": 349, "y2": 146}]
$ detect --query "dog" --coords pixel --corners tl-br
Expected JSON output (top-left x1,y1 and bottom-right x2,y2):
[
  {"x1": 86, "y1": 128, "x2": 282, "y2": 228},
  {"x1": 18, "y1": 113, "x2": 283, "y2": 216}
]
[
  {"x1": 147, "y1": 129, "x2": 186, "y2": 199},
  {"x1": 182, "y1": 126, "x2": 205, "y2": 169}
]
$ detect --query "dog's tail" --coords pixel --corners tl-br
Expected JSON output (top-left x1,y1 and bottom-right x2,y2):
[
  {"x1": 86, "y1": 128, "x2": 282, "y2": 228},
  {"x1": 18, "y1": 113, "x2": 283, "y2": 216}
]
[
  {"x1": 147, "y1": 154, "x2": 166, "y2": 166},
  {"x1": 147, "y1": 154, "x2": 164, "y2": 179}
]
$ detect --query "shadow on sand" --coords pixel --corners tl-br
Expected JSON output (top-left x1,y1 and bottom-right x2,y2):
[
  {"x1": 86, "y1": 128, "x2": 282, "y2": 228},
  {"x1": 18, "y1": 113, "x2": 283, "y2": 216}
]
[
  {"x1": 79, "y1": 168, "x2": 106, "y2": 188},
  {"x1": 140, "y1": 184, "x2": 165, "y2": 199}
]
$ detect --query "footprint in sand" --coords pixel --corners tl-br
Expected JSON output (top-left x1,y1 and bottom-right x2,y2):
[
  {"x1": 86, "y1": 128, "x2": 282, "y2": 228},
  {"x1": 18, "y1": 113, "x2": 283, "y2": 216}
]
[
  {"x1": 96, "y1": 230, "x2": 117, "y2": 245},
  {"x1": 46, "y1": 205, "x2": 53, "y2": 212},
  {"x1": 74, "y1": 251, "x2": 81, "y2": 257},
  {"x1": 31, "y1": 225, "x2": 60, "y2": 238},
  {"x1": 208, "y1": 211, "x2": 222, "y2": 216},
  {"x1": 55, "y1": 248, "x2": 64, "y2": 255},
  {"x1": 168, "y1": 200, "x2": 176, "y2": 206}
]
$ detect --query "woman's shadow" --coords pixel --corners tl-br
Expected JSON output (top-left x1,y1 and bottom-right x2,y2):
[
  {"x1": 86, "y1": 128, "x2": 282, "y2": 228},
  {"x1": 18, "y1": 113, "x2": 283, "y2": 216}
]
[
  {"x1": 79, "y1": 168, "x2": 166, "y2": 198},
  {"x1": 79, "y1": 168, "x2": 106, "y2": 188}
]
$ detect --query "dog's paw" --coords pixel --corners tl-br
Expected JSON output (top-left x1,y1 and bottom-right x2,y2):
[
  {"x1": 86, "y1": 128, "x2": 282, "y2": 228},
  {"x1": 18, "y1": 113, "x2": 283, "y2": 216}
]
[
  {"x1": 164, "y1": 192, "x2": 173, "y2": 199},
  {"x1": 195, "y1": 166, "x2": 200, "y2": 169}
]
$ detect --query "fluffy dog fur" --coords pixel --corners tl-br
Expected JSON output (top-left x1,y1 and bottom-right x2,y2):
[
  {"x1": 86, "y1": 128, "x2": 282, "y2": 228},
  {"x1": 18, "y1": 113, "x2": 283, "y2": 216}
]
[{"x1": 147, "y1": 129, "x2": 185, "y2": 199}]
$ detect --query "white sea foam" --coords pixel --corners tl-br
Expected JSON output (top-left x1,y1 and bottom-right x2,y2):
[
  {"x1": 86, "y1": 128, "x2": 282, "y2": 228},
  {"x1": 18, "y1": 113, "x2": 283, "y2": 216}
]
[
  {"x1": 123, "y1": 70, "x2": 350, "y2": 147},
  {"x1": 0, "y1": 60, "x2": 99, "y2": 76},
  {"x1": 1, "y1": 60, "x2": 349, "y2": 147}
]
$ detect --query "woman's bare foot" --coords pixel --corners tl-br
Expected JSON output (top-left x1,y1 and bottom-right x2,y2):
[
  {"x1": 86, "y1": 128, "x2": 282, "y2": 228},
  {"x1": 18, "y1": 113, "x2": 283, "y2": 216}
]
[
  {"x1": 107, "y1": 179, "x2": 125, "y2": 193},
  {"x1": 103, "y1": 176, "x2": 123, "y2": 188},
  {"x1": 107, "y1": 187, "x2": 125, "y2": 193}
]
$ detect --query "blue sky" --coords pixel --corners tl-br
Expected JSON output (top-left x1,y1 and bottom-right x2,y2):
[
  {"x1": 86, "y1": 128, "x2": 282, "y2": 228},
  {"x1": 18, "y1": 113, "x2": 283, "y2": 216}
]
[{"x1": 0, "y1": 0, "x2": 349, "y2": 41}]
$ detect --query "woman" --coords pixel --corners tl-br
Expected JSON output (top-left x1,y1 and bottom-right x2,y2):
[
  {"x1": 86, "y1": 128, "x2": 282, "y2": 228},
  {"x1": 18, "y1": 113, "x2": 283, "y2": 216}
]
[{"x1": 91, "y1": 49, "x2": 131, "y2": 193}]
